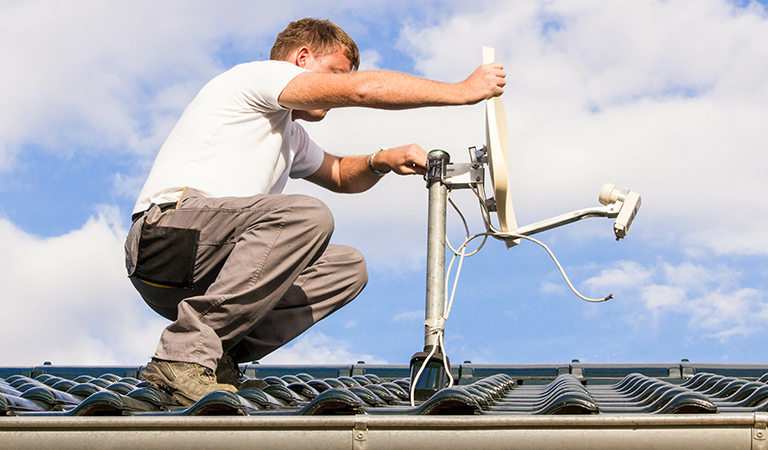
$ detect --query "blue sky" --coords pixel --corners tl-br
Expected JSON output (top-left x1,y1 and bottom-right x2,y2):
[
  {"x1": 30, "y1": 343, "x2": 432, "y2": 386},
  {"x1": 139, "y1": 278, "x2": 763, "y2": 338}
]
[{"x1": 2, "y1": 0, "x2": 768, "y2": 367}]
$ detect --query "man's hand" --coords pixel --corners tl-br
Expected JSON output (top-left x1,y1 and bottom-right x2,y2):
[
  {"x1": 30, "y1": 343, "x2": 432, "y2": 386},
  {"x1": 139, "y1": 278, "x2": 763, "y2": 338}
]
[
  {"x1": 457, "y1": 63, "x2": 506, "y2": 105},
  {"x1": 371, "y1": 145, "x2": 428, "y2": 176},
  {"x1": 305, "y1": 144, "x2": 428, "y2": 193}
]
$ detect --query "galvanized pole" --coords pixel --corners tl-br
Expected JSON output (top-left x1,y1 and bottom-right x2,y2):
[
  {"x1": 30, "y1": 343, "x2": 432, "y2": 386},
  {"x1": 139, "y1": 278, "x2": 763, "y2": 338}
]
[{"x1": 424, "y1": 150, "x2": 450, "y2": 350}]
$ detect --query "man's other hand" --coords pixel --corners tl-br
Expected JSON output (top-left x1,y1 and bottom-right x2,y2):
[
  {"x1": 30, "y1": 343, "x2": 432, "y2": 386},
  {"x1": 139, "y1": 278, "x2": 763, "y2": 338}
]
[{"x1": 372, "y1": 145, "x2": 428, "y2": 176}]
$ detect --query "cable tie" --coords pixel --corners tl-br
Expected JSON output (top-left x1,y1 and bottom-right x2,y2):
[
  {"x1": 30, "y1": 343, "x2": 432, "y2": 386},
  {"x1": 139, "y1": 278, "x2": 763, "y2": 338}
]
[{"x1": 424, "y1": 317, "x2": 446, "y2": 334}]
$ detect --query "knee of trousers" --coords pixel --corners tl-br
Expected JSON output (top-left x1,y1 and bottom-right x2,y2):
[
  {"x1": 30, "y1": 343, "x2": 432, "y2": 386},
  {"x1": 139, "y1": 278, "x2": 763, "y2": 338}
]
[
  {"x1": 346, "y1": 246, "x2": 369, "y2": 295},
  {"x1": 289, "y1": 195, "x2": 335, "y2": 239}
]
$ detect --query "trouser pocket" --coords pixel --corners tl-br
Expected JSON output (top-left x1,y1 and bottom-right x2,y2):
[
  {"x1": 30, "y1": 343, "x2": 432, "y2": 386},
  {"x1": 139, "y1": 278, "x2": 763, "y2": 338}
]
[{"x1": 133, "y1": 220, "x2": 200, "y2": 289}]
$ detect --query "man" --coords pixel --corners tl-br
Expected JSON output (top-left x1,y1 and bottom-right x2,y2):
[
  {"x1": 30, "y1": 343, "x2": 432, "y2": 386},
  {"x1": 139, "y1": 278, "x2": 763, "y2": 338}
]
[{"x1": 125, "y1": 18, "x2": 505, "y2": 406}]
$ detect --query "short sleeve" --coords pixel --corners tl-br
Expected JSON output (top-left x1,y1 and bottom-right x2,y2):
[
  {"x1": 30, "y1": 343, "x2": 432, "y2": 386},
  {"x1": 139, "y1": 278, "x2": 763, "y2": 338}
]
[
  {"x1": 288, "y1": 122, "x2": 325, "y2": 179},
  {"x1": 240, "y1": 61, "x2": 308, "y2": 111}
]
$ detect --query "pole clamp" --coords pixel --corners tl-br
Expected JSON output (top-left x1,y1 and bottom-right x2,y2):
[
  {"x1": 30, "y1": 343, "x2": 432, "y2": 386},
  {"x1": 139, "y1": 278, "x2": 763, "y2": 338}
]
[{"x1": 426, "y1": 150, "x2": 450, "y2": 186}]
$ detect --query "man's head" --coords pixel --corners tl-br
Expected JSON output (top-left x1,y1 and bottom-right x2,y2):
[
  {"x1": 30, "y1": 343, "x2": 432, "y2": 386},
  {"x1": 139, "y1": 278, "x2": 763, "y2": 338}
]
[{"x1": 271, "y1": 18, "x2": 360, "y2": 71}]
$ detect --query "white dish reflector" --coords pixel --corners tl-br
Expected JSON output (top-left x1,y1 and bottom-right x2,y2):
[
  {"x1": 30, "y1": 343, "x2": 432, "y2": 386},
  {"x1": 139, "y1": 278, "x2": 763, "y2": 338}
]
[{"x1": 482, "y1": 47, "x2": 518, "y2": 245}]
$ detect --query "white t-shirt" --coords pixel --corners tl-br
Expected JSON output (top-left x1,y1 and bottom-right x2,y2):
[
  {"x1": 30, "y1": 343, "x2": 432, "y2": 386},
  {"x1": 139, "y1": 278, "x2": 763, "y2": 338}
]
[{"x1": 132, "y1": 61, "x2": 325, "y2": 215}]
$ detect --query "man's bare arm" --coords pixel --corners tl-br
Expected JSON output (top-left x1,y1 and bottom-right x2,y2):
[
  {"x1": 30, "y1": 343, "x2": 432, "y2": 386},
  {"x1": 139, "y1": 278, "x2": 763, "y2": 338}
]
[
  {"x1": 305, "y1": 145, "x2": 428, "y2": 194},
  {"x1": 279, "y1": 64, "x2": 506, "y2": 112}
]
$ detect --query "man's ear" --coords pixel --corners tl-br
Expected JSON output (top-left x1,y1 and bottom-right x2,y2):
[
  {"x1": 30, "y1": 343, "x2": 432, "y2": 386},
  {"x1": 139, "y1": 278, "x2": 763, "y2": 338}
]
[{"x1": 295, "y1": 46, "x2": 312, "y2": 68}]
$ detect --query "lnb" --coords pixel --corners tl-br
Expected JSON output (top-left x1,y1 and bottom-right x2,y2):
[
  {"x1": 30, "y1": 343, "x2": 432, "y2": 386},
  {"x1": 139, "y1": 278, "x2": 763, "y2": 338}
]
[{"x1": 599, "y1": 183, "x2": 642, "y2": 240}]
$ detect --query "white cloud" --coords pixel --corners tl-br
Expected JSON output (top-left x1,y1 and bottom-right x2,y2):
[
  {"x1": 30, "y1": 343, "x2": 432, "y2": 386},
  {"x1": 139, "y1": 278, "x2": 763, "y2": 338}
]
[
  {"x1": 541, "y1": 281, "x2": 566, "y2": 295},
  {"x1": 392, "y1": 310, "x2": 424, "y2": 322},
  {"x1": 584, "y1": 260, "x2": 653, "y2": 290},
  {"x1": 359, "y1": 49, "x2": 383, "y2": 71},
  {"x1": 397, "y1": 0, "x2": 768, "y2": 257},
  {"x1": 584, "y1": 258, "x2": 768, "y2": 340},
  {"x1": 259, "y1": 331, "x2": 387, "y2": 364},
  {"x1": 0, "y1": 207, "x2": 167, "y2": 365},
  {"x1": 641, "y1": 284, "x2": 689, "y2": 317},
  {"x1": 0, "y1": 1, "x2": 325, "y2": 167},
  {"x1": 113, "y1": 172, "x2": 150, "y2": 205}
]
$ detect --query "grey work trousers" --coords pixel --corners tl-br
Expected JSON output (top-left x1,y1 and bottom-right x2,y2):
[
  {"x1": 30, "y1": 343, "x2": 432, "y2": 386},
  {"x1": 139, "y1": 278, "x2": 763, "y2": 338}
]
[{"x1": 124, "y1": 188, "x2": 368, "y2": 371}]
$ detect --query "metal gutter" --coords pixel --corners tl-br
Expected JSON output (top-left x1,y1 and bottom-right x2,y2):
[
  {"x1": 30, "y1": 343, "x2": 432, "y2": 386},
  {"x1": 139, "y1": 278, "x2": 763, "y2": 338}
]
[{"x1": 1, "y1": 412, "x2": 766, "y2": 450}]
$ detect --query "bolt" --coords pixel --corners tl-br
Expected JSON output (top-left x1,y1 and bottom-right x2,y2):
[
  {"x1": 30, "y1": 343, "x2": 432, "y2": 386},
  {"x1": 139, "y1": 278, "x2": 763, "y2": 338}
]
[
  {"x1": 357, "y1": 432, "x2": 364, "y2": 439},
  {"x1": 758, "y1": 432, "x2": 764, "y2": 438}
]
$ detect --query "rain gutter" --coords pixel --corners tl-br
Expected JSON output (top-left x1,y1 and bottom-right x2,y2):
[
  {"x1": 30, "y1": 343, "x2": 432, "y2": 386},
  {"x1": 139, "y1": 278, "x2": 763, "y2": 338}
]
[{"x1": 1, "y1": 412, "x2": 766, "y2": 450}]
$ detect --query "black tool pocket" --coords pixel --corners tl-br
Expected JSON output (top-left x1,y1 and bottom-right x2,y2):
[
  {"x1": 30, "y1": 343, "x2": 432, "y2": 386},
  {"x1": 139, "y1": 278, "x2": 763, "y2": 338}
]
[{"x1": 133, "y1": 221, "x2": 200, "y2": 289}]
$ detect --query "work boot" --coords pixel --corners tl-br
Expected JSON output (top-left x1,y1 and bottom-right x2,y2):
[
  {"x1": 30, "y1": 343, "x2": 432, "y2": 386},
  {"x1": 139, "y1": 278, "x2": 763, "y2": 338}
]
[
  {"x1": 142, "y1": 358, "x2": 238, "y2": 407},
  {"x1": 216, "y1": 352, "x2": 269, "y2": 391}
]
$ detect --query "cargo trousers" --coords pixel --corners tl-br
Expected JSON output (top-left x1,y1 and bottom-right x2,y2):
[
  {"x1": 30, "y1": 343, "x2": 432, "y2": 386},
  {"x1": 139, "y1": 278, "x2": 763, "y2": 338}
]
[{"x1": 124, "y1": 188, "x2": 368, "y2": 371}]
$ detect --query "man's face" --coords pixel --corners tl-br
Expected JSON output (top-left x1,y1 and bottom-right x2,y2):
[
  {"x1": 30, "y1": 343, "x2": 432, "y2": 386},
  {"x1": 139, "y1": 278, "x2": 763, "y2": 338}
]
[{"x1": 292, "y1": 48, "x2": 353, "y2": 122}]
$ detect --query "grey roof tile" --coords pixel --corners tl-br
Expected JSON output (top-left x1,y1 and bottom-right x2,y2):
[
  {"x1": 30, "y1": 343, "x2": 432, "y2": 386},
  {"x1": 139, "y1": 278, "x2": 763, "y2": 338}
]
[
  {"x1": 5, "y1": 364, "x2": 768, "y2": 449},
  {"x1": 3, "y1": 363, "x2": 768, "y2": 418}
]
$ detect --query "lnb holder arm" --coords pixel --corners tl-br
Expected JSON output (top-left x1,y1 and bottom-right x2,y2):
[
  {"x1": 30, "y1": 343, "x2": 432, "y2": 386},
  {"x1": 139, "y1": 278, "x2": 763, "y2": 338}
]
[
  {"x1": 440, "y1": 149, "x2": 642, "y2": 242},
  {"x1": 506, "y1": 205, "x2": 619, "y2": 237},
  {"x1": 492, "y1": 184, "x2": 642, "y2": 242}
]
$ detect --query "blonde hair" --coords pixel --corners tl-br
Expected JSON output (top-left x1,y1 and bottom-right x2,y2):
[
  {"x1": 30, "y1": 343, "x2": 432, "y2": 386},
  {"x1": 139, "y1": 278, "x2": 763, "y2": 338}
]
[{"x1": 270, "y1": 18, "x2": 359, "y2": 70}]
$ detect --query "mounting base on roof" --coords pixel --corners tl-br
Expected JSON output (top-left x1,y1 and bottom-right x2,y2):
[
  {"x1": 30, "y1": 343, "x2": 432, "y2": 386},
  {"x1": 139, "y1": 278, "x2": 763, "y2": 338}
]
[{"x1": 409, "y1": 346, "x2": 451, "y2": 402}]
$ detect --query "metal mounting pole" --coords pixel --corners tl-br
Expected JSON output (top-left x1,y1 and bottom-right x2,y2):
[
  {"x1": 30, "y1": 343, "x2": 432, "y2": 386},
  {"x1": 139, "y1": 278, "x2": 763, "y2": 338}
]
[
  {"x1": 409, "y1": 150, "x2": 451, "y2": 402},
  {"x1": 424, "y1": 150, "x2": 450, "y2": 350}
]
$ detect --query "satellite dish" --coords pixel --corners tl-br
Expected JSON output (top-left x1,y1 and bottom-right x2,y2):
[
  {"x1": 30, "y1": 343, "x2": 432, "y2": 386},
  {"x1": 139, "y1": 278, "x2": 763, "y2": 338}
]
[
  {"x1": 411, "y1": 47, "x2": 641, "y2": 398},
  {"x1": 482, "y1": 47, "x2": 518, "y2": 246}
]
